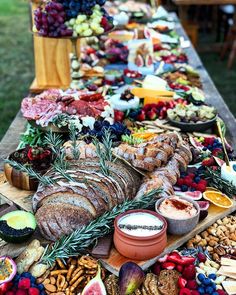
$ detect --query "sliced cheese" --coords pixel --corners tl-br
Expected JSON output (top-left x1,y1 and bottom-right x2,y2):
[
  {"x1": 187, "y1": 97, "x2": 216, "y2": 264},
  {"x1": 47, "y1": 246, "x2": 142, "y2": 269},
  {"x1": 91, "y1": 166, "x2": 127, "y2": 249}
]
[
  {"x1": 221, "y1": 258, "x2": 236, "y2": 267},
  {"x1": 218, "y1": 266, "x2": 236, "y2": 280},
  {"x1": 218, "y1": 266, "x2": 236, "y2": 274},
  {"x1": 222, "y1": 281, "x2": 236, "y2": 295},
  {"x1": 131, "y1": 88, "x2": 174, "y2": 99}
]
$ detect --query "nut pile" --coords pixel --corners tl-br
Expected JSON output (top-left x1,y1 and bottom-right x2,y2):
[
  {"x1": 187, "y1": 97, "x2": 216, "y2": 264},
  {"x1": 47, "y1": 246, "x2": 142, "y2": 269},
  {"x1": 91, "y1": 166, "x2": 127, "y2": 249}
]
[
  {"x1": 187, "y1": 216, "x2": 236, "y2": 262},
  {"x1": 38, "y1": 255, "x2": 105, "y2": 295},
  {"x1": 105, "y1": 273, "x2": 160, "y2": 295}
]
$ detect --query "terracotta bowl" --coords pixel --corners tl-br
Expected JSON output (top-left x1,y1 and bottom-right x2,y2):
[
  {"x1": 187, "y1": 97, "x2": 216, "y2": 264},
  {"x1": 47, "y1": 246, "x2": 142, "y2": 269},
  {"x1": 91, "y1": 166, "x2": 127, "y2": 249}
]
[
  {"x1": 114, "y1": 209, "x2": 167, "y2": 260},
  {"x1": 155, "y1": 196, "x2": 200, "y2": 235}
]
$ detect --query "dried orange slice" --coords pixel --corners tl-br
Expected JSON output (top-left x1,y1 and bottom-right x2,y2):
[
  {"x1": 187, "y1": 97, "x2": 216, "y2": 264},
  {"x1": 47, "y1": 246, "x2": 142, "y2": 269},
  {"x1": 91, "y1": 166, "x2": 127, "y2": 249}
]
[
  {"x1": 203, "y1": 191, "x2": 233, "y2": 208},
  {"x1": 205, "y1": 187, "x2": 220, "y2": 192}
]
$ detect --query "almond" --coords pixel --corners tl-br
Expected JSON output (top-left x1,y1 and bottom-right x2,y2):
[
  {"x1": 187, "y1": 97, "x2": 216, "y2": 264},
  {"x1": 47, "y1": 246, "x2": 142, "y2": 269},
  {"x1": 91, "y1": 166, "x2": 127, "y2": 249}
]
[
  {"x1": 50, "y1": 277, "x2": 56, "y2": 285},
  {"x1": 45, "y1": 283, "x2": 57, "y2": 293}
]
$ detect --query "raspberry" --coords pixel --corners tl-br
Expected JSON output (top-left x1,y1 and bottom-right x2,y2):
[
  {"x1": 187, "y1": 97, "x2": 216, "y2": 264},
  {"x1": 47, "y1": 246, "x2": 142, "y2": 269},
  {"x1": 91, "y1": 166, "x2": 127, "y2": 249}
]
[
  {"x1": 177, "y1": 178, "x2": 184, "y2": 186},
  {"x1": 29, "y1": 288, "x2": 40, "y2": 295},
  {"x1": 183, "y1": 176, "x2": 193, "y2": 186},
  {"x1": 202, "y1": 157, "x2": 215, "y2": 167},
  {"x1": 179, "y1": 288, "x2": 192, "y2": 295},
  {"x1": 198, "y1": 179, "x2": 207, "y2": 186},
  {"x1": 182, "y1": 265, "x2": 196, "y2": 280},
  {"x1": 18, "y1": 278, "x2": 31, "y2": 289},
  {"x1": 16, "y1": 290, "x2": 28, "y2": 295},
  {"x1": 188, "y1": 173, "x2": 195, "y2": 179},
  {"x1": 191, "y1": 291, "x2": 200, "y2": 295},
  {"x1": 217, "y1": 291, "x2": 227, "y2": 295},
  {"x1": 6, "y1": 292, "x2": 15, "y2": 295},
  {"x1": 186, "y1": 280, "x2": 198, "y2": 290},
  {"x1": 196, "y1": 183, "x2": 206, "y2": 192}
]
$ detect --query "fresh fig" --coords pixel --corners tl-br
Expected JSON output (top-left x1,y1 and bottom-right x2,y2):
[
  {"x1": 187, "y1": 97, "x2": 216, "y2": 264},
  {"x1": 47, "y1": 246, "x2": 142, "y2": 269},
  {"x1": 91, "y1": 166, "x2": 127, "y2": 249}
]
[
  {"x1": 197, "y1": 201, "x2": 210, "y2": 210},
  {"x1": 82, "y1": 265, "x2": 106, "y2": 295},
  {"x1": 145, "y1": 54, "x2": 153, "y2": 67},
  {"x1": 175, "y1": 191, "x2": 202, "y2": 200},
  {"x1": 135, "y1": 54, "x2": 144, "y2": 67},
  {"x1": 119, "y1": 262, "x2": 145, "y2": 295},
  {"x1": 197, "y1": 201, "x2": 209, "y2": 221}
]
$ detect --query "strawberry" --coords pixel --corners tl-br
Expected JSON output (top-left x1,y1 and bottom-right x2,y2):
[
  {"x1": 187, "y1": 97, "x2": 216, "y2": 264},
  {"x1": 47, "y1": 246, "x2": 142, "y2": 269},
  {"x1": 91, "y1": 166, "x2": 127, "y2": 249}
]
[
  {"x1": 18, "y1": 278, "x2": 31, "y2": 289},
  {"x1": 178, "y1": 277, "x2": 188, "y2": 289},
  {"x1": 29, "y1": 288, "x2": 40, "y2": 295},
  {"x1": 186, "y1": 280, "x2": 198, "y2": 290},
  {"x1": 191, "y1": 291, "x2": 200, "y2": 295},
  {"x1": 202, "y1": 157, "x2": 215, "y2": 167},
  {"x1": 147, "y1": 110, "x2": 157, "y2": 120},
  {"x1": 162, "y1": 262, "x2": 176, "y2": 270},
  {"x1": 158, "y1": 254, "x2": 168, "y2": 263},
  {"x1": 114, "y1": 110, "x2": 125, "y2": 122},
  {"x1": 167, "y1": 252, "x2": 183, "y2": 265},
  {"x1": 137, "y1": 110, "x2": 146, "y2": 121},
  {"x1": 179, "y1": 288, "x2": 192, "y2": 295},
  {"x1": 212, "y1": 148, "x2": 222, "y2": 156},
  {"x1": 6, "y1": 292, "x2": 15, "y2": 295},
  {"x1": 100, "y1": 16, "x2": 108, "y2": 28},
  {"x1": 182, "y1": 265, "x2": 196, "y2": 280},
  {"x1": 176, "y1": 264, "x2": 184, "y2": 273}
]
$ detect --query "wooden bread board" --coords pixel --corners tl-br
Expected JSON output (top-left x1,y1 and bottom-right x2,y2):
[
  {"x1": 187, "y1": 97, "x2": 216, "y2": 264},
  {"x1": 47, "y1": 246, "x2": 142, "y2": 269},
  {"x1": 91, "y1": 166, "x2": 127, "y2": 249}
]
[
  {"x1": 101, "y1": 203, "x2": 236, "y2": 275},
  {"x1": 0, "y1": 177, "x2": 235, "y2": 275}
]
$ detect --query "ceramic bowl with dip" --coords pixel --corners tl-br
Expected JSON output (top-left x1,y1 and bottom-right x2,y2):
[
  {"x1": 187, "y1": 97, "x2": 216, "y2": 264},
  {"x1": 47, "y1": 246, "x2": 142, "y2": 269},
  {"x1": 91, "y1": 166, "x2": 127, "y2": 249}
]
[
  {"x1": 221, "y1": 161, "x2": 236, "y2": 187},
  {"x1": 155, "y1": 196, "x2": 200, "y2": 235},
  {"x1": 114, "y1": 209, "x2": 167, "y2": 260}
]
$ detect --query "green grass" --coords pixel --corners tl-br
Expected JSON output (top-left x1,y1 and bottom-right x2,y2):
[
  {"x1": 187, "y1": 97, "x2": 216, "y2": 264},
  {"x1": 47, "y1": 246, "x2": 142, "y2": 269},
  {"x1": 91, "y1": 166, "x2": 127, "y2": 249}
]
[{"x1": 0, "y1": 0, "x2": 34, "y2": 139}]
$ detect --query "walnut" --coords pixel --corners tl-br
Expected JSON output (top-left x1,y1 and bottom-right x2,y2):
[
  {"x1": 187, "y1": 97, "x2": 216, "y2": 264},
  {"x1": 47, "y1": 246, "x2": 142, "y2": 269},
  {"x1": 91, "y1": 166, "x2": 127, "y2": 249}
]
[
  {"x1": 212, "y1": 253, "x2": 220, "y2": 262},
  {"x1": 201, "y1": 231, "x2": 209, "y2": 239},
  {"x1": 209, "y1": 240, "x2": 218, "y2": 247},
  {"x1": 206, "y1": 246, "x2": 214, "y2": 252},
  {"x1": 214, "y1": 245, "x2": 226, "y2": 256}
]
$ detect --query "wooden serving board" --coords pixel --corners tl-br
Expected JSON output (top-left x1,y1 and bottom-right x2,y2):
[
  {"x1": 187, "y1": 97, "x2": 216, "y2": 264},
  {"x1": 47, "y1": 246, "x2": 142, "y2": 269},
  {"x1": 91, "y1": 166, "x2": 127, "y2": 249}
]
[
  {"x1": 101, "y1": 202, "x2": 236, "y2": 275},
  {"x1": 0, "y1": 176, "x2": 235, "y2": 275}
]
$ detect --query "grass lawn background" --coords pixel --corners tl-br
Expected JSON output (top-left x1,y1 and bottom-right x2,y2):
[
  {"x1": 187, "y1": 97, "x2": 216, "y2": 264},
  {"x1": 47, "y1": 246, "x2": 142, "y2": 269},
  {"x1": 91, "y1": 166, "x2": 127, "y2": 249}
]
[{"x1": 0, "y1": 0, "x2": 235, "y2": 140}]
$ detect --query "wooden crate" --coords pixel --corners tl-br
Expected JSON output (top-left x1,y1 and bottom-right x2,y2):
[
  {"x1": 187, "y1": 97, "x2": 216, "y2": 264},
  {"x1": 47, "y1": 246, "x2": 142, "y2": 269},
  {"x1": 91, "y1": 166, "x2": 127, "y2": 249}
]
[{"x1": 30, "y1": 1, "x2": 80, "y2": 92}]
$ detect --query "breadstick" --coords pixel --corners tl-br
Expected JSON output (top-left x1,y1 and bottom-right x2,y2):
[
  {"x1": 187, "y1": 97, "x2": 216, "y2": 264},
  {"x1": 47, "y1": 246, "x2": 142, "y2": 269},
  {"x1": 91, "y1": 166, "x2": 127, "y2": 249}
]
[
  {"x1": 57, "y1": 275, "x2": 66, "y2": 291},
  {"x1": 69, "y1": 269, "x2": 83, "y2": 285},
  {"x1": 72, "y1": 267, "x2": 83, "y2": 277},
  {"x1": 62, "y1": 281, "x2": 68, "y2": 291},
  {"x1": 56, "y1": 259, "x2": 66, "y2": 269},
  {"x1": 66, "y1": 265, "x2": 75, "y2": 281},
  {"x1": 51, "y1": 270, "x2": 68, "y2": 276},
  {"x1": 70, "y1": 276, "x2": 84, "y2": 292}
]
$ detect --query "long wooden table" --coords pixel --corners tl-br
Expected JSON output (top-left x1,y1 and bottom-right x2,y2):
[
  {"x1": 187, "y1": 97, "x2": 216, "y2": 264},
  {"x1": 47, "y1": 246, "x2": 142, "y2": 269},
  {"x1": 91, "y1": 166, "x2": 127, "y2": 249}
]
[{"x1": 0, "y1": 21, "x2": 235, "y2": 169}]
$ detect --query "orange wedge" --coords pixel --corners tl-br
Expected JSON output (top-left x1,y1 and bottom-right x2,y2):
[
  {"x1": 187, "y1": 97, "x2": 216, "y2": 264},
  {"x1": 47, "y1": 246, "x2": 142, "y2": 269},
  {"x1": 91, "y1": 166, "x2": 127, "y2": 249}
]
[
  {"x1": 132, "y1": 132, "x2": 156, "y2": 141},
  {"x1": 203, "y1": 191, "x2": 233, "y2": 208}
]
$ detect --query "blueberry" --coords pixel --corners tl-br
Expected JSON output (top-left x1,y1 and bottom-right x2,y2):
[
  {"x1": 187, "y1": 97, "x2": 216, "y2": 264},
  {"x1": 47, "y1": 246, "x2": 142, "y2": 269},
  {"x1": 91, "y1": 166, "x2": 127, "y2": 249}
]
[
  {"x1": 195, "y1": 176, "x2": 201, "y2": 183},
  {"x1": 190, "y1": 187, "x2": 196, "y2": 191},
  {"x1": 180, "y1": 172, "x2": 187, "y2": 177},
  {"x1": 203, "y1": 147, "x2": 207, "y2": 151},
  {"x1": 197, "y1": 273, "x2": 206, "y2": 282},
  {"x1": 181, "y1": 185, "x2": 188, "y2": 192},
  {"x1": 212, "y1": 292, "x2": 218, "y2": 295},
  {"x1": 198, "y1": 286, "x2": 205, "y2": 294},
  {"x1": 21, "y1": 272, "x2": 31, "y2": 278},
  {"x1": 207, "y1": 145, "x2": 212, "y2": 149},
  {"x1": 205, "y1": 286, "x2": 214, "y2": 294},
  {"x1": 203, "y1": 278, "x2": 212, "y2": 285},
  {"x1": 208, "y1": 274, "x2": 217, "y2": 280},
  {"x1": 38, "y1": 284, "x2": 45, "y2": 291}
]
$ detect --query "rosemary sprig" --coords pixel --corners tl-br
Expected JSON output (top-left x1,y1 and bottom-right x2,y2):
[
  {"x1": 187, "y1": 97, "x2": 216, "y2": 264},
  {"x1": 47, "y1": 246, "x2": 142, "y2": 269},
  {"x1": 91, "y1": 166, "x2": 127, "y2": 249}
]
[
  {"x1": 101, "y1": 129, "x2": 114, "y2": 162},
  {"x1": 44, "y1": 131, "x2": 64, "y2": 155},
  {"x1": 69, "y1": 124, "x2": 80, "y2": 160},
  {"x1": 41, "y1": 188, "x2": 162, "y2": 265},
  {"x1": 201, "y1": 167, "x2": 236, "y2": 198},
  {"x1": 4, "y1": 159, "x2": 54, "y2": 186},
  {"x1": 93, "y1": 138, "x2": 110, "y2": 176}
]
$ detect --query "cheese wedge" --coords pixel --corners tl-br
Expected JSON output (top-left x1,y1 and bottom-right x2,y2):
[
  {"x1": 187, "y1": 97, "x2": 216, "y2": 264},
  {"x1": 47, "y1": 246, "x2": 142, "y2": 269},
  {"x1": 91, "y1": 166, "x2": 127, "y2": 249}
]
[
  {"x1": 131, "y1": 88, "x2": 174, "y2": 99},
  {"x1": 222, "y1": 281, "x2": 236, "y2": 295}
]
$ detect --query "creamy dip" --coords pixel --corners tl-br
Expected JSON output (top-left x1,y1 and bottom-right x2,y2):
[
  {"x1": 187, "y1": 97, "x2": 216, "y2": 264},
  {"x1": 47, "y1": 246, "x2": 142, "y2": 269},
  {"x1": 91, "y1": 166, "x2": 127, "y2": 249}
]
[
  {"x1": 159, "y1": 197, "x2": 197, "y2": 220},
  {"x1": 118, "y1": 212, "x2": 164, "y2": 237}
]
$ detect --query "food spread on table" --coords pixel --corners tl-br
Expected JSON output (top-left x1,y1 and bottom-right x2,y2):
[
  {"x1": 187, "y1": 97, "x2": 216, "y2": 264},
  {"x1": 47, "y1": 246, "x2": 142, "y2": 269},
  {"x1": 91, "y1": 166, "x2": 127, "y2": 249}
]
[{"x1": 1, "y1": 2, "x2": 236, "y2": 295}]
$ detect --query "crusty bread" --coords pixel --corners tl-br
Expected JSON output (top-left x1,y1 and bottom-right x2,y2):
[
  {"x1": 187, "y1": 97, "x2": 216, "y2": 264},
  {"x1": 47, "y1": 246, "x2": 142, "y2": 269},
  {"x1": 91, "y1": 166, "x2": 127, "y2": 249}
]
[{"x1": 34, "y1": 159, "x2": 140, "y2": 241}]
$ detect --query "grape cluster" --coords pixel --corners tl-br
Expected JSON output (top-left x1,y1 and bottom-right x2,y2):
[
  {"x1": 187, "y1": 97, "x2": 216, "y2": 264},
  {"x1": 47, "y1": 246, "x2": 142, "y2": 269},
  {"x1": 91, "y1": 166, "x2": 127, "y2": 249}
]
[
  {"x1": 66, "y1": 5, "x2": 113, "y2": 37},
  {"x1": 34, "y1": 1, "x2": 73, "y2": 37},
  {"x1": 80, "y1": 120, "x2": 131, "y2": 142},
  {"x1": 57, "y1": 0, "x2": 106, "y2": 18}
]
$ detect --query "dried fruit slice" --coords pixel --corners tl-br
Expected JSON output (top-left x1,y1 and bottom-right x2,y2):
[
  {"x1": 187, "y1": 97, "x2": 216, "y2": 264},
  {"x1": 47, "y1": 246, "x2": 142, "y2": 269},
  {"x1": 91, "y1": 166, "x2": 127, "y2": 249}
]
[
  {"x1": 203, "y1": 191, "x2": 233, "y2": 208},
  {"x1": 0, "y1": 256, "x2": 17, "y2": 284}
]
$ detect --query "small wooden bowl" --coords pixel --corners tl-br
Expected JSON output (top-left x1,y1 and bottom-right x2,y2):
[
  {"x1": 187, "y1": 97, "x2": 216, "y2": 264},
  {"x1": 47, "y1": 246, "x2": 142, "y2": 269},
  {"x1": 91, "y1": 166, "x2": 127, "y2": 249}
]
[
  {"x1": 4, "y1": 149, "x2": 50, "y2": 191},
  {"x1": 4, "y1": 162, "x2": 38, "y2": 191}
]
